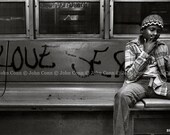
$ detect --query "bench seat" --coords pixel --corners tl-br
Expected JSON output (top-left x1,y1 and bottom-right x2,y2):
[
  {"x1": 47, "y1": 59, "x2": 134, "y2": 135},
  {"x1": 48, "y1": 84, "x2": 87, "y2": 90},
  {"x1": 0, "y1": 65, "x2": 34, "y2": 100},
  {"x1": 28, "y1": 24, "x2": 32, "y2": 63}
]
[
  {"x1": 0, "y1": 82, "x2": 146, "y2": 111},
  {"x1": 142, "y1": 98, "x2": 170, "y2": 110},
  {"x1": 0, "y1": 82, "x2": 120, "y2": 111},
  {"x1": 0, "y1": 82, "x2": 170, "y2": 111}
]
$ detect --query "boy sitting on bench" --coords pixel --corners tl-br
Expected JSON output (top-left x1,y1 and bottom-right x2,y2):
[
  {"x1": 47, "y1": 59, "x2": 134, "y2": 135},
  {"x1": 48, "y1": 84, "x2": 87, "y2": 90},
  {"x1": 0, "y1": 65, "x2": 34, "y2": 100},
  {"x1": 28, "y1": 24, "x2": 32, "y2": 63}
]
[{"x1": 114, "y1": 14, "x2": 170, "y2": 135}]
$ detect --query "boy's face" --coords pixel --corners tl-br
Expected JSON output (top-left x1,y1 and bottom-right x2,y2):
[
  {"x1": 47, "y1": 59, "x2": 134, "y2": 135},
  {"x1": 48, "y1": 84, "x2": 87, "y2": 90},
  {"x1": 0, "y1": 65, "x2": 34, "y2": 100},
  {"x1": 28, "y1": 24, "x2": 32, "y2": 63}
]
[{"x1": 142, "y1": 25, "x2": 162, "y2": 41}]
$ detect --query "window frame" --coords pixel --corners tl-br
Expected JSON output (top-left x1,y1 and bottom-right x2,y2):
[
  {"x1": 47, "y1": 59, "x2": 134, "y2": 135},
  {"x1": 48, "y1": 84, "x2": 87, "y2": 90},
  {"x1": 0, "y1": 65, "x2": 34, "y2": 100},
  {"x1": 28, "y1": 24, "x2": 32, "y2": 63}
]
[
  {"x1": 0, "y1": 0, "x2": 30, "y2": 39},
  {"x1": 35, "y1": 0, "x2": 104, "y2": 39},
  {"x1": 110, "y1": 0, "x2": 170, "y2": 39}
]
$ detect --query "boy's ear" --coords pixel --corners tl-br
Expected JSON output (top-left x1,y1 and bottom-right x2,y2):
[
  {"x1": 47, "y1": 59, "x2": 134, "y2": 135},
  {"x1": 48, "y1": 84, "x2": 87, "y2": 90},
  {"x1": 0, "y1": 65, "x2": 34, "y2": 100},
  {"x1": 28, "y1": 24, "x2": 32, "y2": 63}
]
[{"x1": 140, "y1": 29, "x2": 144, "y2": 34}]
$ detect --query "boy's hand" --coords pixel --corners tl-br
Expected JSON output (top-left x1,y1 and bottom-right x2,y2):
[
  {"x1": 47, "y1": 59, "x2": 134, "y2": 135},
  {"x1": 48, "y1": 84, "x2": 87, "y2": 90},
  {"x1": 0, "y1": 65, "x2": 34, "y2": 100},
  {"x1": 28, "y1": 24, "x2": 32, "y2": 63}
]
[{"x1": 144, "y1": 38, "x2": 157, "y2": 54}]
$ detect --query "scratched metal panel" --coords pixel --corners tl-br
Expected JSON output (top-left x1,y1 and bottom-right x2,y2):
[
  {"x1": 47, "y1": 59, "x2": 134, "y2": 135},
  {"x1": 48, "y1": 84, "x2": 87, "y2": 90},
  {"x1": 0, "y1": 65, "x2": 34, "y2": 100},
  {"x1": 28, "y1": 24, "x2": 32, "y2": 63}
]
[
  {"x1": 7, "y1": 40, "x2": 126, "y2": 82},
  {"x1": 0, "y1": 41, "x2": 8, "y2": 96},
  {"x1": 0, "y1": 111, "x2": 112, "y2": 135}
]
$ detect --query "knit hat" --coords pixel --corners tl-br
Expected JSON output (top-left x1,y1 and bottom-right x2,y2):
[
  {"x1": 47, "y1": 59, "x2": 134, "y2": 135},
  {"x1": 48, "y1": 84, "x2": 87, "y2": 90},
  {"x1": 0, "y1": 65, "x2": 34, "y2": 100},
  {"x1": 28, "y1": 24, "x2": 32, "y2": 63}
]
[{"x1": 141, "y1": 14, "x2": 164, "y2": 30}]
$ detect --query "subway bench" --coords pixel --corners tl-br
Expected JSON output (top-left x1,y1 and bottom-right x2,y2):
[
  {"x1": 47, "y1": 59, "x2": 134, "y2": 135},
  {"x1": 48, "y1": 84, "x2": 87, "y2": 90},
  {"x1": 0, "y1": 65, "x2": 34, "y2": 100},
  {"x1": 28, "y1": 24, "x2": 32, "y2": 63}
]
[
  {"x1": 0, "y1": 82, "x2": 170, "y2": 111},
  {"x1": 0, "y1": 83, "x2": 170, "y2": 135}
]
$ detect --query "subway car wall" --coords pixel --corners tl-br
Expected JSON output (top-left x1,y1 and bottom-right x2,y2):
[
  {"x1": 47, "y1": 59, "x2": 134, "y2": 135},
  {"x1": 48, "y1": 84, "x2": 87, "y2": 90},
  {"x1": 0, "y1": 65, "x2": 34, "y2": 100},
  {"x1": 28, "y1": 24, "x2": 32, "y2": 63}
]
[
  {"x1": 0, "y1": 40, "x2": 126, "y2": 135},
  {"x1": 0, "y1": 39, "x2": 170, "y2": 83},
  {"x1": 0, "y1": 40, "x2": 125, "y2": 83}
]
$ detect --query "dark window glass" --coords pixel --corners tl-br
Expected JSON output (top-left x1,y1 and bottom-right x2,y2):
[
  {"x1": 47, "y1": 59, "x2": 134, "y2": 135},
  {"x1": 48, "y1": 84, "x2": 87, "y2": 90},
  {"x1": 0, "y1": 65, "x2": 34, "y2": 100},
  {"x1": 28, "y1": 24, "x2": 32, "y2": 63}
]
[
  {"x1": 39, "y1": 2, "x2": 100, "y2": 34},
  {"x1": 0, "y1": 2, "x2": 26, "y2": 34},
  {"x1": 113, "y1": 2, "x2": 170, "y2": 34}
]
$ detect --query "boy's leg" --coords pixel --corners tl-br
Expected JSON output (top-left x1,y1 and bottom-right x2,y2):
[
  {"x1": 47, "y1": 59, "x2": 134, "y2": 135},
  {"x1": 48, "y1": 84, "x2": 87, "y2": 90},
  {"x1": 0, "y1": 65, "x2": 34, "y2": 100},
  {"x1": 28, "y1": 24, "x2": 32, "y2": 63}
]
[
  {"x1": 166, "y1": 89, "x2": 170, "y2": 99},
  {"x1": 113, "y1": 82, "x2": 147, "y2": 135},
  {"x1": 146, "y1": 87, "x2": 170, "y2": 99}
]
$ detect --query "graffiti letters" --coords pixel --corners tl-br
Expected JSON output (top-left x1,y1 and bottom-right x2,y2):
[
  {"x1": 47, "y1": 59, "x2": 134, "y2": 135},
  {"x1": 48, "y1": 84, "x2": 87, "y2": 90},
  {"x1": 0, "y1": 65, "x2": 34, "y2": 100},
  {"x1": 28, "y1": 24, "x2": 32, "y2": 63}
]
[
  {"x1": 10, "y1": 46, "x2": 24, "y2": 71},
  {"x1": 114, "y1": 50, "x2": 125, "y2": 78},
  {"x1": 0, "y1": 43, "x2": 125, "y2": 79},
  {"x1": 0, "y1": 45, "x2": 56, "y2": 71},
  {"x1": 71, "y1": 47, "x2": 112, "y2": 78},
  {"x1": 39, "y1": 45, "x2": 56, "y2": 68},
  {"x1": 0, "y1": 45, "x2": 5, "y2": 67},
  {"x1": 25, "y1": 47, "x2": 38, "y2": 69}
]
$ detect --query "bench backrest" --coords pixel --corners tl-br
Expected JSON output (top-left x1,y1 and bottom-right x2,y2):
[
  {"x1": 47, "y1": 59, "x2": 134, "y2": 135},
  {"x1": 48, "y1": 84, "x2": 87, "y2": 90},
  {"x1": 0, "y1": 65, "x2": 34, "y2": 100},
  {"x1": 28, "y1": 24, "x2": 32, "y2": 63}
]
[{"x1": 5, "y1": 40, "x2": 125, "y2": 82}]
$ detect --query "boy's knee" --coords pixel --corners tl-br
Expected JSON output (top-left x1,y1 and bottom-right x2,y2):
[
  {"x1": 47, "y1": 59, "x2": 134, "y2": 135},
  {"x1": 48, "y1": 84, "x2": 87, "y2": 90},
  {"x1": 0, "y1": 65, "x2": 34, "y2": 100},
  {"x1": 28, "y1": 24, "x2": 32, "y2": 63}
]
[
  {"x1": 115, "y1": 90, "x2": 134, "y2": 107},
  {"x1": 115, "y1": 91, "x2": 128, "y2": 101}
]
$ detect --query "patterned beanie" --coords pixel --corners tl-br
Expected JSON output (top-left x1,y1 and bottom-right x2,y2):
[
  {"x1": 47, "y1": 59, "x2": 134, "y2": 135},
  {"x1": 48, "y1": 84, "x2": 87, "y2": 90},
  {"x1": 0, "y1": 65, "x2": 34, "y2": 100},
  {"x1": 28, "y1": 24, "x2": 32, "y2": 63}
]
[{"x1": 141, "y1": 14, "x2": 164, "y2": 30}]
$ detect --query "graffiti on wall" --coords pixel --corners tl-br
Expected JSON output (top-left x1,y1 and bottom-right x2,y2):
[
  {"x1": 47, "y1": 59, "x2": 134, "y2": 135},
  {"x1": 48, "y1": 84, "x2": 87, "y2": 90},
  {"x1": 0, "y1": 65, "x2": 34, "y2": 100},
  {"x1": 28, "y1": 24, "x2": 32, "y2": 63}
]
[
  {"x1": 0, "y1": 44, "x2": 125, "y2": 78},
  {"x1": 70, "y1": 47, "x2": 112, "y2": 78},
  {"x1": 0, "y1": 45, "x2": 56, "y2": 71}
]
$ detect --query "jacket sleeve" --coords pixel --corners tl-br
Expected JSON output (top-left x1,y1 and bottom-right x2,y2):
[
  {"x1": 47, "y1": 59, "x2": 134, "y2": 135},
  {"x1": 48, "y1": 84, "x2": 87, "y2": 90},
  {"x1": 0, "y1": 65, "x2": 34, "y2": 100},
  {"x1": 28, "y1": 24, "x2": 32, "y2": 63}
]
[
  {"x1": 163, "y1": 44, "x2": 170, "y2": 82},
  {"x1": 125, "y1": 43, "x2": 150, "y2": 81}
]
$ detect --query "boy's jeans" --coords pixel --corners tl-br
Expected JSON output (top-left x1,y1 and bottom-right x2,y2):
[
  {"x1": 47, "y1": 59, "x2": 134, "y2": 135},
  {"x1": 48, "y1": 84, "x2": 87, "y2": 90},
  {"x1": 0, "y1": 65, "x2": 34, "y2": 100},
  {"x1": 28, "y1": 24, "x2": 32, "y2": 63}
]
[{"x1": 113, "y1": 79, "x2": 170, "y2": 135}]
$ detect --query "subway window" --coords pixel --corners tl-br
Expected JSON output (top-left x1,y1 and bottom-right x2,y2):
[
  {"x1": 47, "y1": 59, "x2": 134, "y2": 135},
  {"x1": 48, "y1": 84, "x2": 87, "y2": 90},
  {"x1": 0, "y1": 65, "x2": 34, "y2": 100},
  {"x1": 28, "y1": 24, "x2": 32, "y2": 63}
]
[
  {"x1": 111, "y1": 0, "x2": 170, "y2": 37},
  {"x1": 35, "y1": 0, "x2": 104, "y2": 38},
  {"x1": 0, "y1": 0, "x2": 29, "y2": 38}
]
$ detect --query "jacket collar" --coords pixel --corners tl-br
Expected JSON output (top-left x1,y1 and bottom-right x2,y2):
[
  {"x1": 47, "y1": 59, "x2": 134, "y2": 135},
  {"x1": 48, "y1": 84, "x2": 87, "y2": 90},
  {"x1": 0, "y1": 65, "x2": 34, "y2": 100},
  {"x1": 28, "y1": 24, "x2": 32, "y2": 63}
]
[{"x1": 129, "y1": 35, "x2": 144, "y2": 46}]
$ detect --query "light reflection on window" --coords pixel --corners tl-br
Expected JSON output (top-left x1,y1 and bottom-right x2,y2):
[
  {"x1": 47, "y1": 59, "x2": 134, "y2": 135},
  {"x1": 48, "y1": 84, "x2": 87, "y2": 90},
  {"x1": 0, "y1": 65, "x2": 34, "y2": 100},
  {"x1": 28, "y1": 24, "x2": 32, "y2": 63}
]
[
  {"x1": 39, "y1": 2, "x2": 100, "y2": 34},
  {"x1": 113, "y1": 2, "x2": 170, "y2": 34},
  {"x1": 0, "y1": 2, "x2": 26, "y2": 34}
]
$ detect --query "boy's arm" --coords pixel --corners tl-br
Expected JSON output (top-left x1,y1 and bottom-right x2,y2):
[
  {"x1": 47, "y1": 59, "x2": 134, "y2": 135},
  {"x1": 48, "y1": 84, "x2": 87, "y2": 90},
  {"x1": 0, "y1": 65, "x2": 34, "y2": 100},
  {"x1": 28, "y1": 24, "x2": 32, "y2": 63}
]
[
  {"x1": 125, "y1": 43, "x2": 150, "y2": 81},
  {"x1": 163, "y1": 45, "x2": 170, "y2": 82}
]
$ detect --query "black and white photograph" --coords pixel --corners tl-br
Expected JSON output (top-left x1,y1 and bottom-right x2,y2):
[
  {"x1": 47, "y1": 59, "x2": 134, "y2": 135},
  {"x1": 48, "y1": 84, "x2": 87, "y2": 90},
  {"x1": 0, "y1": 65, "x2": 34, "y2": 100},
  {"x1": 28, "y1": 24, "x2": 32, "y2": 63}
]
[{"x1": 0, "y1": 0, "x2": 170, "y2": 135}]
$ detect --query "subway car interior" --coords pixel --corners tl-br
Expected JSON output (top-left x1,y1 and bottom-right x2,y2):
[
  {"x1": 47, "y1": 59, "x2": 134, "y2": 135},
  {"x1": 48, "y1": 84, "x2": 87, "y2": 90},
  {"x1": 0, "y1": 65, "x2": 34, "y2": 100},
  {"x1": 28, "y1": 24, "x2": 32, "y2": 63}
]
[{"x1": 0, "y1": 0, "x2": 170, "y2": 135}]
